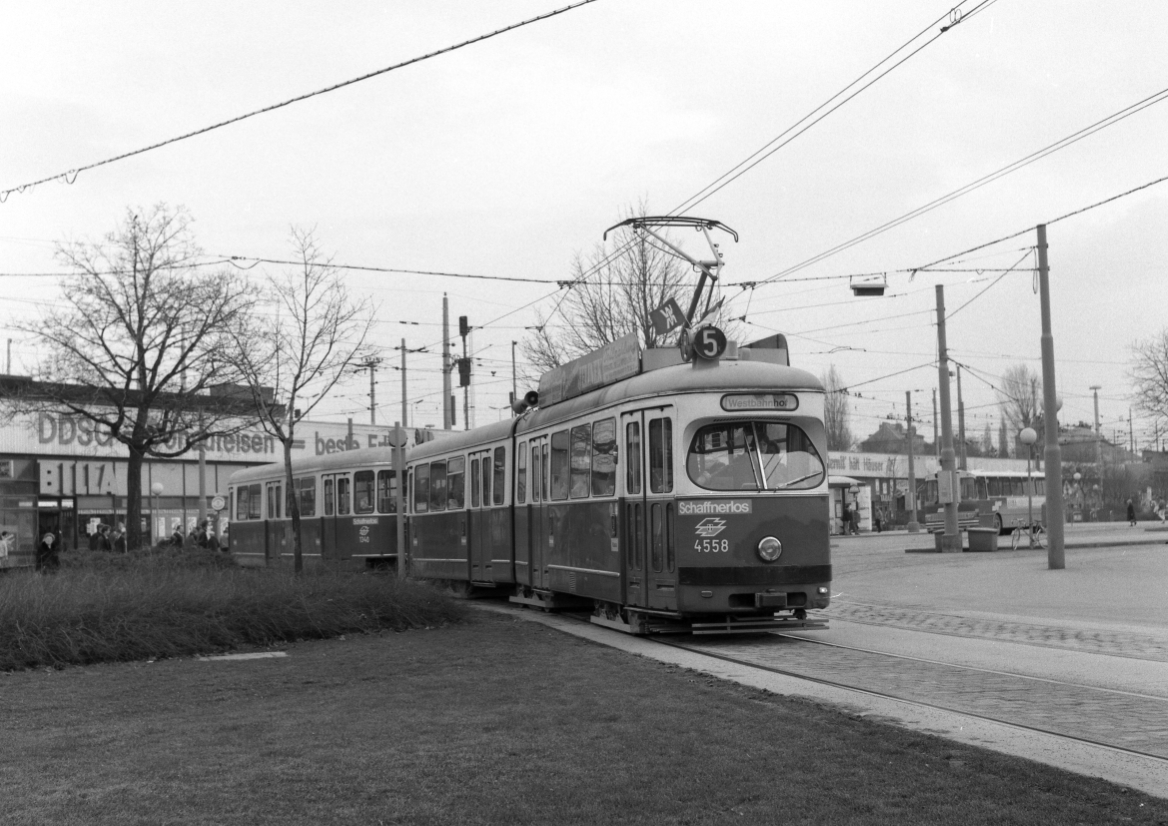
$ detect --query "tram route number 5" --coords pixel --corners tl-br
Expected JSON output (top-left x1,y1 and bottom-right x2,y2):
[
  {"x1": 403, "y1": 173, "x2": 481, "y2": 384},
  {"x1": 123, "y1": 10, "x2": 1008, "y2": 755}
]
[{"x1": 692, "y1": 326, "x2": 727, "y2": 361}]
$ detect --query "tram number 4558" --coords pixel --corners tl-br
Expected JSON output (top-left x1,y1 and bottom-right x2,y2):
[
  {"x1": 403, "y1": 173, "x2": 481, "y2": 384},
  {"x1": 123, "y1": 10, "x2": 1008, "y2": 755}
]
[{"x1": 695, "y1": 539, "x2": 730, "y2": 553}]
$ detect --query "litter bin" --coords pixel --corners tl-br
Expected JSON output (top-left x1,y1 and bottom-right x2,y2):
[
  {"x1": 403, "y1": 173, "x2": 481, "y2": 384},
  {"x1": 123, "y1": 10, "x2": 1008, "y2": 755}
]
[{"x1": 967, "y1": 527, "x2": 999, "y2": 552}]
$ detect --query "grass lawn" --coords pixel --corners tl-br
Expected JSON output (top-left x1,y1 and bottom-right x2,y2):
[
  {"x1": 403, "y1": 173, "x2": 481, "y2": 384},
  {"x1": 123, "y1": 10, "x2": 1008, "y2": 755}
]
[{"x1": 3, "y1": 612, "x2": 1166, "y2": 826}]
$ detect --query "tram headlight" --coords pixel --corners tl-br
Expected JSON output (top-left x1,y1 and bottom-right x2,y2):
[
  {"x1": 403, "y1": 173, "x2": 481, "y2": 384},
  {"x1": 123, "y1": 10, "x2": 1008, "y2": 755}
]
[{"x1": 756, "y1": 536, "x2": 782, "y2": 562}]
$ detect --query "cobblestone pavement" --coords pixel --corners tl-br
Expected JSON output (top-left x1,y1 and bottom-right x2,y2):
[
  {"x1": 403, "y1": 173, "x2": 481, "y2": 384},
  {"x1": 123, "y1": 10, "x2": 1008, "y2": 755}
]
[
  {"x1": 683, "y1": 634, "x2": 1168, "y2": 759},
  {"x1": 824, "y1": 600, "x2": 1168, "y2": 662}
]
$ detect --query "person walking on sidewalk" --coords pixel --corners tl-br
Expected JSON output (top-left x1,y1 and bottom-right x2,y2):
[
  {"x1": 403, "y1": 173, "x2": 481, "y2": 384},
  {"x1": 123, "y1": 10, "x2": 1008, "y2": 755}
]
[{"x1": 1127, "y1": 498, "x2": 1137, "y2": 527}]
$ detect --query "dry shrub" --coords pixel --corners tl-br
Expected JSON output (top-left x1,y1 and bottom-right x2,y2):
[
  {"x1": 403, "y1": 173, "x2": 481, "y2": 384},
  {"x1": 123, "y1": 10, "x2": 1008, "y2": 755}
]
[{"x1": 0, "y1": 556, "x2": 467, "y2": 671}]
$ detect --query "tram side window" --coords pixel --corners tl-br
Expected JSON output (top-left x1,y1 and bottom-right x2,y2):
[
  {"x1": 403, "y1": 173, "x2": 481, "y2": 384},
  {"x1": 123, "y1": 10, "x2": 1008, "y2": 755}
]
[
  {"x1": 337, "y1": 477, "x2": 351, "y2": 515},
  {"x1": 414, "y1": 465, "x2": 430, "y2": 513},
  {"x1": 960, "y1": 477, "x2": 977, "y2": 501},
  {"x1": 482, "y1": 454, "x2": 492, "y2": 506},
  {"x1": 430, "y1": 461, "x2": 448, "y2": 511},
  {"x1": 324, "y1": 478, "x2": 335, "y2": 516},
  {"x1": 1009, "y1": 478, "x2": 1025, "y2": 496},
  {"x1": 649, "y1": 420, "x2": 677, "y2": 490},
  {"x1": 471, "y1": 458, "x2": 481, "y2": 508},
  {"x1": 266, "y1": 483, "x2": 282, "y2": 519},
  {"x1": 569, "y1": 424, "x2": 591, "y2": 499},
  {"x1": 988, "y1": 477, "x2": 1003, "y2": 497},
  {"x1": 592, "y1": 418, "x2": 616, "y2": 497},
  {"x1": 648, "y1": 417, "x2": 673, "y2": 493},
  {"x1": 294, "y1": 476, "x2": 315, "y2": 517},
  {"x1": 376, "y1": 470, "x2": 396, "y2": 514},
  {"x1": 550, "y1": 430, "x2": 570, "y2": 501},
  {"x1": 354, "y1": 471, "x2": 375, "y2": 514},
  {"x1": 517, "y1": 442, "x2": 527, "y2": 504},
  {"x1": 447, "y1": 457, "x2": 466, "y2": 509},
  {"x1": 541, "y1": 443, "x2": 550, "y2": 501},
  {"x1": 531, "y1": 445, "x2": 542, "y2": 503},
  {"x1": 626, "y1": 421, "x2": 642, "y2": 495},
  {"x1": 247, "y1": 484, "x2": 261, "y2": 519},
  {"x1": 493, "y1": 447, "x2": 505, "y2": 505},
  {"x1": 1033, "y1": 478, "x2": 1045, "y2": 496}
]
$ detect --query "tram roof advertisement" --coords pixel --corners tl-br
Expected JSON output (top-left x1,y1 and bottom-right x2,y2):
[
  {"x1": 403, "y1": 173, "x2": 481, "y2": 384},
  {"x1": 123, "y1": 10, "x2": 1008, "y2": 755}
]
[
  {"x1": 1, "y1": 409, "x2": 435, "y2": 464},
  {"x1": 537, "y1": 332, "x2": 641, "y2": 407}
]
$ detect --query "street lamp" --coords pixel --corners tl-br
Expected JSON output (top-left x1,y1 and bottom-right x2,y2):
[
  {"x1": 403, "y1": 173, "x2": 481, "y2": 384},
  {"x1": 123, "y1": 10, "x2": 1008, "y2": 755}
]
[
  {"x1": 150, "y1": 482, "x2": 164, "y2": 544},
  {"x1": 1019, "y1": 427, "x2": 1038, "y2": 547}
]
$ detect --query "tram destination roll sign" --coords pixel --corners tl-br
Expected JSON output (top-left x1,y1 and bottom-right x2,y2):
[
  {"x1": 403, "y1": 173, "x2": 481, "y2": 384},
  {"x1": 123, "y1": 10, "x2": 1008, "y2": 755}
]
[{"x1": 720, "y1": 393, "x2": 798, "y2": 412}]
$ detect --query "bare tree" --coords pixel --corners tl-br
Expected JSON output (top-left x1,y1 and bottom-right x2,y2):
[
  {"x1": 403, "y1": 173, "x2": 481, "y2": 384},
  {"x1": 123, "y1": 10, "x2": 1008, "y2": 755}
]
[
  {"x1": 229, "y1": 228, "x2": 374, "y2": 573},
  {"x1": 822, "y1": 365, "x2": 853, "y2": 451},
  {"x1": 11, "y1": 204, "x2": 260, "y2": 550},
  {"x1": 997, "y1": 363, "x2": 1046, "y2": 464},
  {"x1": 522, "y1": 205, "x2": 736, "y2": 377},
  {"x1": 1130, "y1": 330, "x2": 1168, "y2": 432}
]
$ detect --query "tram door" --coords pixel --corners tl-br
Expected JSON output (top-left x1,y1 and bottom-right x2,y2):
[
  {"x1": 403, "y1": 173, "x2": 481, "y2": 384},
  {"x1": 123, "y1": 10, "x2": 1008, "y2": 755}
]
[
  {"x1": 321, "y1": 474, "x2": 340, "y2": 560},
  {"x1": 468, "y1": 450, "x2": 491, "y2": 581},
  {"x1": 621, "y1": 407, "x2": 676, "y2": 611},
  {"x1": 528, "y1": 437, "x2": 549, "y2": 590}
]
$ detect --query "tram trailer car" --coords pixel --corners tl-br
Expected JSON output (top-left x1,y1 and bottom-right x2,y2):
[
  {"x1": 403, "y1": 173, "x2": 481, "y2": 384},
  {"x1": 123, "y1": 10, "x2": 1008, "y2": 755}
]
[
  {"x1": 227, "y1": 446, "x2": 402, "y2": 571},
  {"x1": 408, "y1": 343, "x2": 832, "y2": 634}
]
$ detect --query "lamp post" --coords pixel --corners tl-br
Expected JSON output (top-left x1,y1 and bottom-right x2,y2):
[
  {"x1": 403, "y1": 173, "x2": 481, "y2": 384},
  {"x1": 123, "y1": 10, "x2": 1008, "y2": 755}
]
[
  {"x1": 1020, "y1": 427, "x2": 1037, "y2": 547},
  {"x1": 150, "y1": 482, "x2": 164, "y2": 544}
]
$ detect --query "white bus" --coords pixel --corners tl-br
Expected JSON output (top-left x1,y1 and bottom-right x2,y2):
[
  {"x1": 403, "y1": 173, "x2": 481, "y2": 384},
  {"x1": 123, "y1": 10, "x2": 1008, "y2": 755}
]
[{"x1": 922, "y1": 469, "x2": 1046, "y2": 534}]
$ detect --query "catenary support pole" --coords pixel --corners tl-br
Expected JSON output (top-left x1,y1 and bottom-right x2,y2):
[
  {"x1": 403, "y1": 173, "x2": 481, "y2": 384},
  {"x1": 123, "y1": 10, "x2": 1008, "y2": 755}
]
[
  {"x1": 442, "y1": 294, "x2": 452, "y2": 430},
  {"x1": 957, "y1": 365, "x2": 967, "y2": 471},
  {"x1": 906, "y1": 390, "x2": 920, "y2": 533},
  {"x1": 935, "y1": 285, "x2": 960, "y2": 551},
  {"x1": 395, "y1": 420, "x2": 406, "y2": 580},
  {"x1": 1037, "y1": 224, "x2": 1065, "y2": 569}
]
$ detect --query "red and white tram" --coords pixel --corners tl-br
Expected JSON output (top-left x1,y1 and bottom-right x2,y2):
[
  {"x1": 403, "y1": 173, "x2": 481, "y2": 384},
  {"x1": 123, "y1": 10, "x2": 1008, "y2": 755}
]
[
  {"x1": 228, "y1": 447, "x2": 402, "y2": 570},
  {"x1": 406, "y1": 334, "x2": 831, "y2": 634}
]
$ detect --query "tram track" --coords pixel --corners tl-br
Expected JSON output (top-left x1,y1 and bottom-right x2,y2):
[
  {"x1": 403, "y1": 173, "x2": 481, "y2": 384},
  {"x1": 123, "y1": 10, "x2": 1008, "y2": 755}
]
[{"x1": 534, "y1": 605, "x2": 1168, "y2": 767}]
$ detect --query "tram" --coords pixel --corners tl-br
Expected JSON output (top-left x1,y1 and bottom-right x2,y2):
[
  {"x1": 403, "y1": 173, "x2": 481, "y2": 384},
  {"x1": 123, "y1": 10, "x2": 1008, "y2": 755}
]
[
  {"x1": 227, "y1": 216, "x2": 832, "y2": 634},
  {"x1": 407, "y1": 331, "x2": 831, "y2": 634},
  {"x1": 228, "y1": 446, "x2": 402, "y2": 570}
]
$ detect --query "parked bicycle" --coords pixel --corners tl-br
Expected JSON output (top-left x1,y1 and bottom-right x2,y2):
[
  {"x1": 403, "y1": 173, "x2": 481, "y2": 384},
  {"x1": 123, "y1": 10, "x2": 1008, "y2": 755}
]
[{"x1": 1010, "y1": 521, "x2": 1046, "y2": 550}]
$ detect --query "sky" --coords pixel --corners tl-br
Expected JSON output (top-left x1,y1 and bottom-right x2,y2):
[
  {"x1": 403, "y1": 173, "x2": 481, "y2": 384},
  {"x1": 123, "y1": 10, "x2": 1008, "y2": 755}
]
[{"x1": 3, "y1": 1, "x2": 1167, "y2": 454}]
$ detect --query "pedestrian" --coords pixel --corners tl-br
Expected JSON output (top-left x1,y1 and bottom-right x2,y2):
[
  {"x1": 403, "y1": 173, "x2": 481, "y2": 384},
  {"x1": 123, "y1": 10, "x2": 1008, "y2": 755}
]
[
  {"x1": 205, "y1": 529, "x2": 220, "y2": 553},
  {"x1": 171, "y1": 525, "x2": 184, "y2": 548},
  {"x1": 1127, "y1": 498, "x2": 1136, "y2": 527},
  {"x1": 874, "y1": 506, "x2": 884, "y2": 533},
  {"x1": 849, "y1": 503, "x2": 861, "y2": 535},
  {"x1": 35, "y1": 531, "x2": 60, "y2": 571},
  {"x1": 112, "y1": 526, "x2": 127, "y2": 553},
  {"x1": 95, "y1": 525, "x2": 112, "y2": 552},
  {"x1": 840, "y1": 501, "x2": 851, "y2": 536}
]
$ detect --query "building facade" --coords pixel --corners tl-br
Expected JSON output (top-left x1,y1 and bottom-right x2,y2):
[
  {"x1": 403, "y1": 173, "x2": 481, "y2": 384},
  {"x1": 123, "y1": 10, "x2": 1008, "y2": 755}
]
[{"x1": 0, "y1": 408, "x2": 438, "y2": 568}]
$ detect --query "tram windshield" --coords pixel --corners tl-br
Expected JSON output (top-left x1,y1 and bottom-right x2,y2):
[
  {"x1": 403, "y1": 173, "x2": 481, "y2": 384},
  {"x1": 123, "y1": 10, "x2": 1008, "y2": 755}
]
[{"x1": 687, "y1": 421, "x2": 825, "y2": 492}]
